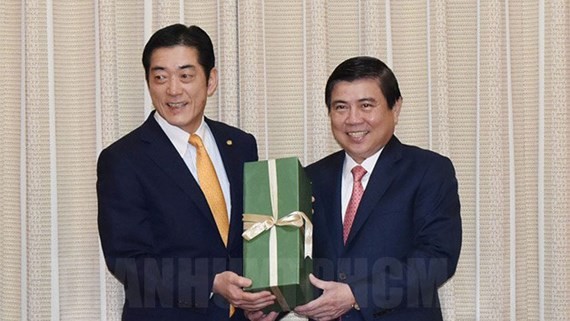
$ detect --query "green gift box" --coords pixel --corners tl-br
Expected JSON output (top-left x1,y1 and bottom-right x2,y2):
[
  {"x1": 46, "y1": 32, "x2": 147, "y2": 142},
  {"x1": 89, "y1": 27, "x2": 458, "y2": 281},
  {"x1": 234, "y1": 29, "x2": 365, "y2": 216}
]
[{"x1": 242, "y1": 157, "x2": 313, "y2": 312}]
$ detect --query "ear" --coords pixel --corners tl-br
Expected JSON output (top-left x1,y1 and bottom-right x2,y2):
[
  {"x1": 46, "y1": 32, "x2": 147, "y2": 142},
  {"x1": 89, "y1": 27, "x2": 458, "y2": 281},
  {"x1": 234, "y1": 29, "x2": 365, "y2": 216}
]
[
  {"x1": 392, "y1": 98, "x2": 402, "y2": 125},
  {"x1": 207, "y1": 67, "x2": 218, "y2": 97}
]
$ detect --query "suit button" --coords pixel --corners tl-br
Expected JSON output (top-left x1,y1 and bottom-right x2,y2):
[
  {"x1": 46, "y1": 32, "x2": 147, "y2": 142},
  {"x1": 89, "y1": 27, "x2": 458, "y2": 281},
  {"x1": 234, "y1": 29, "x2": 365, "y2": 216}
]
[{"x1": 338, "y1": 272, "x2": 347, "y2": 281}]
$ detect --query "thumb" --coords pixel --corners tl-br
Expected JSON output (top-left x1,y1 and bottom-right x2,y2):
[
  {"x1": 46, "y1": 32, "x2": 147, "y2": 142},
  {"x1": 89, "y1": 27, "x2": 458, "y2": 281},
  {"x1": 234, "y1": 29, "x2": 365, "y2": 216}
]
[
  {"x1": 308, "y1": 273, "x2": 327, "y2": 289},
  {"x1": 234, "y1": 275, "x2": 253, "y2": 288}
]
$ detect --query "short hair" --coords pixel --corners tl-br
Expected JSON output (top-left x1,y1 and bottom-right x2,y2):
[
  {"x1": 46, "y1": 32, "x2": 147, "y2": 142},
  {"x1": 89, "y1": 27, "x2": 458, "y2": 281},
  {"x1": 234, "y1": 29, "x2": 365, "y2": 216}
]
[
  {"x1": 325, "y1": 56, "x2": 402, "y2": 111},
  {"x1": 142, "y1": 24, "x2": 215, "y2": 82}
]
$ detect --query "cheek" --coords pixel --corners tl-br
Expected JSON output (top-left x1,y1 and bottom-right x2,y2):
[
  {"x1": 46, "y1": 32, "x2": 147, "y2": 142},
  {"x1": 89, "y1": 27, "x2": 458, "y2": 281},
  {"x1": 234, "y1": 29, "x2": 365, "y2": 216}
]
[
  {"x1": 148, "y1": 87, "x2": 163, "y2": 99},
  {"x1": 329, "y1": 119, "x2": 343, "y2": 136},
  {"x1": 368, "y1": 115, "x2": 388, "y2": 128},
  {"x1": 187, "y1": 86, "x2": 206, "y2": 99},
  {"x1": 330, "y1": 114, "x2": 344, "y2": 128}
]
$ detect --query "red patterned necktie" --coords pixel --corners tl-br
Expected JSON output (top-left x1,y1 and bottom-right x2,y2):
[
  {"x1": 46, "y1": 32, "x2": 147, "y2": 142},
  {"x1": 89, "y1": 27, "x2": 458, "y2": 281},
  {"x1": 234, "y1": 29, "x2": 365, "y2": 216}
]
[{"x1": 343, "y1": 165, "x2": 367, "y2": 244}]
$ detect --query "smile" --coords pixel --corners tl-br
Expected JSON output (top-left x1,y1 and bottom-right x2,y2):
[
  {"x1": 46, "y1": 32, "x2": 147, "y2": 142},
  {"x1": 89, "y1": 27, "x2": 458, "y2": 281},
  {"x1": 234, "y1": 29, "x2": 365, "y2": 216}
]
[
  {"x1": 347, "y1": 131, "x2": 368, "y2": 138},
  {"x1": 167, "y1": 102, "x2": 186, "y2": 108}
]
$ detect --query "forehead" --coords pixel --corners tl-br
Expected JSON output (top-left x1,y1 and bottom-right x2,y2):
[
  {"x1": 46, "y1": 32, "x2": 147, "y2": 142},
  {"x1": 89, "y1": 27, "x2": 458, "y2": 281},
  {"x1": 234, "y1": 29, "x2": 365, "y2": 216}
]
[
  {"x1": 149, "y1": 45, "x2": 200, "y2": 68},
  {"x1": 331, "y1": 78, "x2": 385, "y2": 100}
]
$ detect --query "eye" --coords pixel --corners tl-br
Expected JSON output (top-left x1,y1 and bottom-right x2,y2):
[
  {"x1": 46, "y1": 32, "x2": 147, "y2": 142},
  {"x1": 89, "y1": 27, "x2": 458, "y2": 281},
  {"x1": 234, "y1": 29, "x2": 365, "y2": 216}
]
[
  {"x1": 334, "y1": 104, "x2": 348, "y2": 111},
  {"x1": 180, "y1": 73, "x2": 195, "y2": 82},
  {"x1": 153, "y1": 74, "x2": 167, "y2": 83},
  {"x1": 362, "y1": 103, "x2": 373, "y2": 108}
]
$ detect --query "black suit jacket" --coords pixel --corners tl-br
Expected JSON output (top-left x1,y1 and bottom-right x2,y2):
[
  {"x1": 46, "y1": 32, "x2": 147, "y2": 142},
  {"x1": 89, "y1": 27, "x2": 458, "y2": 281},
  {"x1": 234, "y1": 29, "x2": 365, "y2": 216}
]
[
  {"x1": 97, "y1": 111, "x2": 258, "y2": 321},
  {"x1": 306, "y1": 136, "x2": 461, "y2": 321}
]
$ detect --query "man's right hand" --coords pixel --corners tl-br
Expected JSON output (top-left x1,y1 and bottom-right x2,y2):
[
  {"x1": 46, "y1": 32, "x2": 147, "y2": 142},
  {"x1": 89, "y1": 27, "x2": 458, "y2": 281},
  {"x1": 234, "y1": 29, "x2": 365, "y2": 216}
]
[{"x1": 212, "y1": 271, "x2": 276, "y2": 311}]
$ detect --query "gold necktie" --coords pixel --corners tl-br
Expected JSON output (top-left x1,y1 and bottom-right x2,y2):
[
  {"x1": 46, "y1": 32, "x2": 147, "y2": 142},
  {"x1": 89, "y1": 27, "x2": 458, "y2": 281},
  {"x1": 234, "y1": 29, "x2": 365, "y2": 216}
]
[{"x1": 189, "y1": 134, "x2": 229, "y2": 246}]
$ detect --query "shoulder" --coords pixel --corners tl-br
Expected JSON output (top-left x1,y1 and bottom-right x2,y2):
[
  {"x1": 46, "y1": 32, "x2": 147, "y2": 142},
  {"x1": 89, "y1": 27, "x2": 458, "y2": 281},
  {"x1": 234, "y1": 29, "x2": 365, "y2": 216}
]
[
  {"x1": 100, "y1": 126, "x2": 143, "y2": 157},
  {"x1": 206, "y1": 118, "x2": 256, "y2": 143},
  {"x1": 389, "y1": 143, "x2": 458, "y2": 186},
  {"x1": 97, "y1": 114, "x2": 162, "y2": 165},
  {"x1": 307, "y1": 150, "x2": 343, "y2": 168},
  {"x1": 305, "y1": 150, "x2": 344, "y2": 180},
  {"x1": 381, "y1": 135, "x2": 452, "y2": 167},
  {"x1": 400, "y1": 143, "x2": 455, "y2": 170},
  {"x1": 206, "y1": 117, "x2": 258, "y2": 161},
  {"x1": 403, "y1": 143, "x2": 447, "y2": 159}
]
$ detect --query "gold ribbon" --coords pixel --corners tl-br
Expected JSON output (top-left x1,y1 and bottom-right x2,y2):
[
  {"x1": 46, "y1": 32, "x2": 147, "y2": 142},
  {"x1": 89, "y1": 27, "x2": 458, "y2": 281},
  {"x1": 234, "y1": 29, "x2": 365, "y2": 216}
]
[
  {"x1": 242, "y1": 211, "x2": 313, "y2": 258},
  {"x1": 242, "y1": 159, "x2": 313, "y2": 311}
]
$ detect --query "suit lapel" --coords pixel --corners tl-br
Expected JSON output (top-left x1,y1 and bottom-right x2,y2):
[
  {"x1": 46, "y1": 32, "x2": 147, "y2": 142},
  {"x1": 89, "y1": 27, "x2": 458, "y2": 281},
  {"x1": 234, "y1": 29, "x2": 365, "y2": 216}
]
[
  {"x1": 139, "y1": 113, "x2": 220, "y2": 239},
  {"x1": 318, "y1": 152, "x2": 346, "y2": 257},
  {"x1": 343, "y1": 136, "x2": 403, "y2": 247}
]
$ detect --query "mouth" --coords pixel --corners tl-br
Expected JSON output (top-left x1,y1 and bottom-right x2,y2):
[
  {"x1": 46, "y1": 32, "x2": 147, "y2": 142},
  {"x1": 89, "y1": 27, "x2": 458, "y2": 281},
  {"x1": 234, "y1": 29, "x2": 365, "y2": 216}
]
[
  {"x1": 347, "y1": 130, "x2": 368, "y2": 139},
  {"x1": 166, "y1": 102, "x2": 187, "y2": 108}
]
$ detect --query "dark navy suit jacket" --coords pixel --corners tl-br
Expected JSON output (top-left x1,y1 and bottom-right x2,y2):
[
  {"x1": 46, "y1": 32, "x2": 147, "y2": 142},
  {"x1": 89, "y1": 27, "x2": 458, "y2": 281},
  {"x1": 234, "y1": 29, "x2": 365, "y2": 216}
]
[
  {"x1": 306, "y1": 135, "x2": 461, "y2": 321},
  {"x1": 97, "y1": 111, "x2": 258, "y2": 321}
]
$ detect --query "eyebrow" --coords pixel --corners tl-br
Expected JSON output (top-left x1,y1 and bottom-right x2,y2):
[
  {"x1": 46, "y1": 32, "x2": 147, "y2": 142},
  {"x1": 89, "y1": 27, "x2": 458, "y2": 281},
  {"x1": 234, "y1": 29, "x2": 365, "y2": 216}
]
[
  {"x1": 331, "y1": 99, "x2": 347, "y2": 105},
  {"x1": 150, "y1": 64, "x2": 196, "y2": 72},
  {"x1": 177, "y1": 64, "x2": 194, "y2": 70},
  {"x1": 358, "y1": 97, "x2": 377, "y2": 103},
  {"x1": 332, "y1": 97, "x2": 377, "y2": 105}
]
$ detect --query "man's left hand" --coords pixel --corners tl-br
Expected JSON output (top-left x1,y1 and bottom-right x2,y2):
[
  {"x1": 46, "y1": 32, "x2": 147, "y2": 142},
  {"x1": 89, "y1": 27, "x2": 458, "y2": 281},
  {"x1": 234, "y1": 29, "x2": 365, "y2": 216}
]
[{"x1": 294, "y1": 274, "x2": 356, "y2": 321}]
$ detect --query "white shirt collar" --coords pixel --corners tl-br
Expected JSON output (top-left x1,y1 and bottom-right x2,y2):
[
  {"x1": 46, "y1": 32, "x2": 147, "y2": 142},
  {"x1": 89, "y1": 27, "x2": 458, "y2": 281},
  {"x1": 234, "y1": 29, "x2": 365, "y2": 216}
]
[
  {"x1": 342, "y1": 147, "x2": 384, "y2": 183},
  {"x1": 154, "y1": 111, "x2": 207, "y2": 158},
  {"x1": 339, "y1": 148, "x2": 384, "y2": 221}
]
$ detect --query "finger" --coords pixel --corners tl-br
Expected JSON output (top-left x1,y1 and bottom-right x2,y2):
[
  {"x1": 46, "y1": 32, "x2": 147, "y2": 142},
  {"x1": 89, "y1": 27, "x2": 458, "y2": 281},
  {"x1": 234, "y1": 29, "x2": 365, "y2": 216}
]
[
  {"x1": 297, "y1": 289, "x2": 343, "y2": 318},
  {"x1": 308, "y1": 273, "x2": 326, "y2": 289},
  {"x1": 236, "y1": 293, "x2": 276, "y2": 310},
  {"x1": 232, "y1": 275, "x2": 253, "y2": 288},
  {"x1": 263, "y1": 311, "x2": 279, "y2": 321},
  {"x1": 249, "y1": 290, "x2": 274, "y2": 298},
  {"x1": 240, "y1": 290, "x2": 275, "y2": 302},
  {"x1": 294, "y1": 296, "x2": 322, "y2": 314},
  {"x1": 245, "y1": 310, "x2": 265, "y2": 321},
  {"x1": 239, "y1": 299, "x2": 275, "y2": 311}
]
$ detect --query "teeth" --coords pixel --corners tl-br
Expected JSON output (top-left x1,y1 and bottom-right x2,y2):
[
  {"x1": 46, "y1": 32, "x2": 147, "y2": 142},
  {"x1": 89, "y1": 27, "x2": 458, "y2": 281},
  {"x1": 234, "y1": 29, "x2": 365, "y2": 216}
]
[
  {"x1": 348, "y1": 131, "x2": 367, "y2": 138},
  {"x1": 167, "y1": 102, "x2": 184, "y2": 108}
]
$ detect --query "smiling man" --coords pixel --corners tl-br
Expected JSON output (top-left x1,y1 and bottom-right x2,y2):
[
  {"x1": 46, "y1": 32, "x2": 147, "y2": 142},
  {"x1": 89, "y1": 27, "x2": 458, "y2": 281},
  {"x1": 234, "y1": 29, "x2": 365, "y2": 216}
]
[
  {"x1": 251, "y1": 56, "x2": 463, "y2": 321},
  {"x1": 97, "y1": 24, "x2": 274, "y2": 321},
  {"x1": 295, "y1": 56, "x2": 462, "y2": 321}
]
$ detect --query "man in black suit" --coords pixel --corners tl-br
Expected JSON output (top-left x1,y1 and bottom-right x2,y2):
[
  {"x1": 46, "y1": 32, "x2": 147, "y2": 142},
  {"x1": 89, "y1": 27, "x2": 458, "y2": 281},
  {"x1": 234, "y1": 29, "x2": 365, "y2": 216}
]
[
  {"x1": 248, "y1": 56, "x2": 461, "y2": 321},
  {"x1": 296, "y1": 56, "x2": 462, "y2": 320},
  {"x1": 97, "y1": 24, "x2": 274, "y2": 321}
]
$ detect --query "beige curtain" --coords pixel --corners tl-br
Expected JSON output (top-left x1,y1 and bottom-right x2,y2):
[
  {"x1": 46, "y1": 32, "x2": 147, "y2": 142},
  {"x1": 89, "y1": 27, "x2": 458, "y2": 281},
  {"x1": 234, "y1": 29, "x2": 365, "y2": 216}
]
[{"x1": 1, "y1": 1, "x2": 568, "y2": 320}]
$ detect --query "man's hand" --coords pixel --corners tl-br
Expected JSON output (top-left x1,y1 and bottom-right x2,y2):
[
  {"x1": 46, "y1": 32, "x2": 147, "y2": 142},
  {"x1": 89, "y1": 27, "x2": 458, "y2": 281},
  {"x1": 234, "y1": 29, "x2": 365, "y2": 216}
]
[
  {"x1": 294, "y1": 274, "x2": 356, "y2": 321},
  {"x1": 244, "y1": 310, "x2": 280, "y2": 321},
  {"x1": 213, "y1": 271, "x2": 275, "y2": 311}
]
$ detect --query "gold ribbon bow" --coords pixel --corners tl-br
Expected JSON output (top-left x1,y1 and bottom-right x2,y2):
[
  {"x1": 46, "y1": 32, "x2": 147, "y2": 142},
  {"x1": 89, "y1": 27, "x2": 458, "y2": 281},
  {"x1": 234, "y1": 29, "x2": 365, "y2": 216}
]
[{"x1": 242, "y1": 211, "x2": 313, "y2": 258}]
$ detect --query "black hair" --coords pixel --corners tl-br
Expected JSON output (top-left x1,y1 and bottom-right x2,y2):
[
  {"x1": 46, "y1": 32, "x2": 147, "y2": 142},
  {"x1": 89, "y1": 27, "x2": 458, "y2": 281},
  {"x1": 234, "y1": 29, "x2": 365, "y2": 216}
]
[
  {"x1": 142, "y1": 24, "x2": 215, "y2": 82},
  {"x1": 325, "y1": 56, "x2": 401, "y2": 111}
]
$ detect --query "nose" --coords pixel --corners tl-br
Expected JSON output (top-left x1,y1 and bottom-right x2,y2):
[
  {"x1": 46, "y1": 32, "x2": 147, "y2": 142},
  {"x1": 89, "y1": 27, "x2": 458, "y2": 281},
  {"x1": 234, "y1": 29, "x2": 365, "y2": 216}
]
[
  {"x1": 346, "y1": 106, "x2": 362, "y2": 124},
  {"x1": 167, "y1": 78, "x2": 182, "y2": 96}
]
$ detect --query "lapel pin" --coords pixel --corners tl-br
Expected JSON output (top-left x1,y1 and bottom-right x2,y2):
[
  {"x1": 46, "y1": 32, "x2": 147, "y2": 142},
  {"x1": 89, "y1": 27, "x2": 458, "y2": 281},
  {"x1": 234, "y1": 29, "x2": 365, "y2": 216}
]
[{"x1": 226, "y1": 139, "x2": 233, "y2": 146}]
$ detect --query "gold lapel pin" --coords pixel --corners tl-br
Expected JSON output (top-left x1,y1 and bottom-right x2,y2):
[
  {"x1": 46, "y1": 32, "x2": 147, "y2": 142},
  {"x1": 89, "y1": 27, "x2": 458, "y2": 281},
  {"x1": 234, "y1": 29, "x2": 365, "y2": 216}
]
[{"x1": 226, "y1": 139, "x2": 233, "y2": 146}]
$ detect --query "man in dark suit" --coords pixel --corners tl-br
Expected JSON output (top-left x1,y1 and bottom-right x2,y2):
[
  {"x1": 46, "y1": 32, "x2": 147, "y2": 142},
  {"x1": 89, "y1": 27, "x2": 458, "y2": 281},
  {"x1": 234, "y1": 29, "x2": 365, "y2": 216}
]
[
  {"x1": 97, "y1": 24, "x2": 274, "y2": 321},
  {"x1": 291, "y1": 56, "x2": 461, "y2": 321}
]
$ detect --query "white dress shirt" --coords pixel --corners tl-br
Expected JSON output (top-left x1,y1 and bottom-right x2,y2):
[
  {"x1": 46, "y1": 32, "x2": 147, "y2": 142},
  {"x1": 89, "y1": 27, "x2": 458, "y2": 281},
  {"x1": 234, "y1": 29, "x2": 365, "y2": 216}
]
[
  {"x1": 340, "y1": 148, "x2": 383, "y2": 222},
  {"x1": 154, "y1": 112, "x2": 232, "y2": 219}
]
